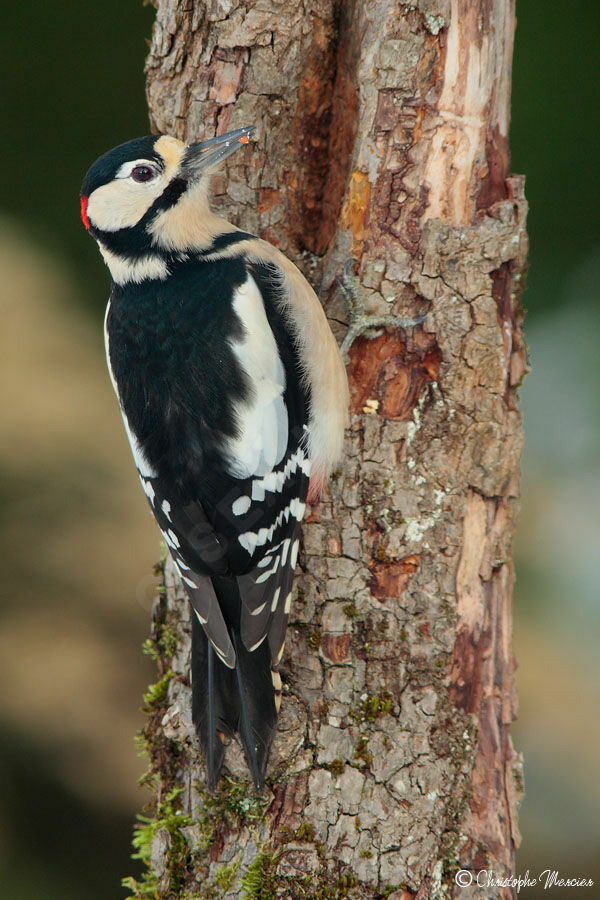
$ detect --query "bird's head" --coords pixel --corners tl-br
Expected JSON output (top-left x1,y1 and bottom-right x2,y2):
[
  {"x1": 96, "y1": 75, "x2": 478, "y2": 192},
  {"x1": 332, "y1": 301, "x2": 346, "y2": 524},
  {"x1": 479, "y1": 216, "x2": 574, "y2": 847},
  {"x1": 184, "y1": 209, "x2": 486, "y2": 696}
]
[{"x1": 80, "y1": 127, "x2": 255, "y2": 280}]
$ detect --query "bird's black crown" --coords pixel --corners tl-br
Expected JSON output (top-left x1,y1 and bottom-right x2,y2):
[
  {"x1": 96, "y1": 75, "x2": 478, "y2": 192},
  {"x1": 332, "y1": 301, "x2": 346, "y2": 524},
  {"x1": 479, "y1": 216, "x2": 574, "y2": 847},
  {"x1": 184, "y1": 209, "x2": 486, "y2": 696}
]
[{"x1": 81, "y1": 135, "x2": 161, "y2": 197}]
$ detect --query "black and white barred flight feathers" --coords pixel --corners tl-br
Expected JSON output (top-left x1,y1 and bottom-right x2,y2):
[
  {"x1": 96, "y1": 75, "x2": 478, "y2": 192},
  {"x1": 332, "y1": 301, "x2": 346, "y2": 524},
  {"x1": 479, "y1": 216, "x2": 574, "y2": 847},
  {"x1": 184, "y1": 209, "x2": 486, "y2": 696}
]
[{"x1": 80, "y1": 128, "x2": 349, "y2": 789}]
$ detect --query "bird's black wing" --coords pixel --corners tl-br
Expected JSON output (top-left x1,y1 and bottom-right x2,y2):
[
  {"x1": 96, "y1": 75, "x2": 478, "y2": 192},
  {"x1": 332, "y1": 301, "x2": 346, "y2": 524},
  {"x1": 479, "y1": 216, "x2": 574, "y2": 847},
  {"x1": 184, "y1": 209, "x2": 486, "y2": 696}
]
[{"x1": 106, "y1": 253, "x2": 310, "y2": 785}]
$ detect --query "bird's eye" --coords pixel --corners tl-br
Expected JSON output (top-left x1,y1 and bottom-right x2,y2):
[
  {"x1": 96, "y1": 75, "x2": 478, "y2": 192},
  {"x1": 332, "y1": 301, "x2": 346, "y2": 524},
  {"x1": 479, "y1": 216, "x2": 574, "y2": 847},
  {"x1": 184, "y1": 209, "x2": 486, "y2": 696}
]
[{"x1": 131, "y1": 165, "x2": 154, "y2": 183}]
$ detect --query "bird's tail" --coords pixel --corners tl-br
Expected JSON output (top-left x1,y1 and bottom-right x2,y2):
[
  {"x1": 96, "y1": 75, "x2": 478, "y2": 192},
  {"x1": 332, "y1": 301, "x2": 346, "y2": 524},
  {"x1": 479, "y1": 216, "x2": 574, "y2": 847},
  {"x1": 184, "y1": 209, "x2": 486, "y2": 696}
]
[{"x1": 190, "y1": 578, "x2": 277, "y2": 790}]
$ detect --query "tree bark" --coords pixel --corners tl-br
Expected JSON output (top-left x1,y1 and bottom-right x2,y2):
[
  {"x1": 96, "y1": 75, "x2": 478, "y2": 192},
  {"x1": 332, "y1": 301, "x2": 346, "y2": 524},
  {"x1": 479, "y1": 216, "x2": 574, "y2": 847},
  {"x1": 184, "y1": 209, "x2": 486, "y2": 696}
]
[{"x1": 127, "y1": 2, "x2": 528, "y2": 898}]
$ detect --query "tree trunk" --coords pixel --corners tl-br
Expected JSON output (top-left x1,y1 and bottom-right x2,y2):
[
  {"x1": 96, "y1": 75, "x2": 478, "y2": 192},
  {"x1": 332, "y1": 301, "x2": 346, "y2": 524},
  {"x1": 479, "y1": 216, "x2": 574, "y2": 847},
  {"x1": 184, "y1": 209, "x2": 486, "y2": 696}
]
[{"x1": 126, "y1": 1, "x2": 527, "y2": 898}]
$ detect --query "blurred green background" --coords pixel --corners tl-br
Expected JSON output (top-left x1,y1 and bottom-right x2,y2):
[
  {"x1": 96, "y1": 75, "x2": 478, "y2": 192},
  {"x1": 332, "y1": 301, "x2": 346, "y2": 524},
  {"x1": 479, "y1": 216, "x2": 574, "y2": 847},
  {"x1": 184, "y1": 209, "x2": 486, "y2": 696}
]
[{"x1": 1, "y1": 1, "x2": 598, "y2": 897}]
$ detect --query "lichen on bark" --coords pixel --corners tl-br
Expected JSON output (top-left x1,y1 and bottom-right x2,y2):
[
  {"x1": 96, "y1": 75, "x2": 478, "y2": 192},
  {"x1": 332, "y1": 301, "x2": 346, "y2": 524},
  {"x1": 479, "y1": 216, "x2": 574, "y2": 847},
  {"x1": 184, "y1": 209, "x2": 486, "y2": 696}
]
[{"x1": 126, "y1": 1, "x2": 528, "y2": 898}]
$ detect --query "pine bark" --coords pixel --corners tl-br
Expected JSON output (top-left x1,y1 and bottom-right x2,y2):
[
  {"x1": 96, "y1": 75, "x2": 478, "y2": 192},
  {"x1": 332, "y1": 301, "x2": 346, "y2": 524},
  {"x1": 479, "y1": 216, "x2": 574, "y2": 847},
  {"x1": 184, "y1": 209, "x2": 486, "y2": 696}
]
[{"x1": 131, "y1": 2, "x2": 528, "y2": 898}]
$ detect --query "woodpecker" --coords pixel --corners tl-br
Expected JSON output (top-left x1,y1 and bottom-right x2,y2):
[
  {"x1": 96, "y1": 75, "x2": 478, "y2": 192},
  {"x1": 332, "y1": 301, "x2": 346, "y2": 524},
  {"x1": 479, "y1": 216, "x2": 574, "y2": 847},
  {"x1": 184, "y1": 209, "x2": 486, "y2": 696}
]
[{"x1": 80, "y1": 126, "x2": 349, "y2": 790}]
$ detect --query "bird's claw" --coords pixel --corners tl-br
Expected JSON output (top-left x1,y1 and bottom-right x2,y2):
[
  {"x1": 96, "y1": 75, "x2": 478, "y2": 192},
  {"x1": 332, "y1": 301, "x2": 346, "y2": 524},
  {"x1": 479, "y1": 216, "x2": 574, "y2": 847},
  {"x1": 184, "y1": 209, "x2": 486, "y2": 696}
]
[{"x1": 337, "y1": 258, "x2": 426, "y2": 358}]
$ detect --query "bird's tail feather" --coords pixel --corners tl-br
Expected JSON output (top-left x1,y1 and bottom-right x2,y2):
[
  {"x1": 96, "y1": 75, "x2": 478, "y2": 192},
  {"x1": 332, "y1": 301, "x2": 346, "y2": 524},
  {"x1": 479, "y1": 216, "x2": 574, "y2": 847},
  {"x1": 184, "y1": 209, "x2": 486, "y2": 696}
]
[
  {"x1": 231, "y1": 629, "x2": 277, "y2": 790},
  {"x1": 191, "y1": 613, "x2": 234, "y2": 789},
  {"x1": 190, "y1": 579, "x2": 277, "y2": 791}
]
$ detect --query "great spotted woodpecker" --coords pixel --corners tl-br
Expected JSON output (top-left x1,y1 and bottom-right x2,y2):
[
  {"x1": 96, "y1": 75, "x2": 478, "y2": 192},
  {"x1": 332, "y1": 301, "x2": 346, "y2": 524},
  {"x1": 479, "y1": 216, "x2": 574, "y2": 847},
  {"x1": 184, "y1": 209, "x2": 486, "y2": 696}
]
[{"x1": 80, "y1": 127, "x2": 349, "y2": 789}]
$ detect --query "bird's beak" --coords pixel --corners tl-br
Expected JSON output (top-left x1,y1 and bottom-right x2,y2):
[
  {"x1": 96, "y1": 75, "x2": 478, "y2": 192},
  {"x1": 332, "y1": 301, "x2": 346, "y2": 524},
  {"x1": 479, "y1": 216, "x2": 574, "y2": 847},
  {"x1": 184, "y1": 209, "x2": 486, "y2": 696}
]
[{"x1": 181, "y1": 126, "x2": 256, "y2": 177}]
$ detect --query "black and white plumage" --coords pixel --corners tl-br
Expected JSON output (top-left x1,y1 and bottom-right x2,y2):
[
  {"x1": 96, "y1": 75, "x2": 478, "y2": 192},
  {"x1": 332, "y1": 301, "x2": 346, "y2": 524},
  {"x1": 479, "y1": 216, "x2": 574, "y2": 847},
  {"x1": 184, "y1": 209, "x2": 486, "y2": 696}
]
[{"x1": 81, "y1": 128, "x2": 348, "y2": 789}]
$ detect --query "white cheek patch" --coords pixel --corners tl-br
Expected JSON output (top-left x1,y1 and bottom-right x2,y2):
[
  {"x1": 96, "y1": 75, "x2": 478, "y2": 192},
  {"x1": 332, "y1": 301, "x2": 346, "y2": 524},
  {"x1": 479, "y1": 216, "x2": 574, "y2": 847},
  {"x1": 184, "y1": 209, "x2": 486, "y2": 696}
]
[{"x1": 87, "y1": 176, "x2": 167, "y2": 232}]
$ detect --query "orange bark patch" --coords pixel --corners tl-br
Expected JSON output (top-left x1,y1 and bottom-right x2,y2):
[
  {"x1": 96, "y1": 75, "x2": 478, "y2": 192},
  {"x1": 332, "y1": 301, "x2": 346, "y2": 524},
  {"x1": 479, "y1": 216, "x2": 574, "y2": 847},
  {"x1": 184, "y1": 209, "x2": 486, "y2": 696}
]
[
  {"x1": 348, "y1": 331, "x2": 441, "y2": 418},
  {"x1": 340, "y1": 170, "x2": 371, "y2": 256},
  {"x1": 258, "y1": 187, "x2": 282, "y2": 213},
  {"x1": 321, "y1": 633, "x2": 352, "y2": 663},
  {"x1": 368, "y1": 555, "x2": 419, "y2": 600}
]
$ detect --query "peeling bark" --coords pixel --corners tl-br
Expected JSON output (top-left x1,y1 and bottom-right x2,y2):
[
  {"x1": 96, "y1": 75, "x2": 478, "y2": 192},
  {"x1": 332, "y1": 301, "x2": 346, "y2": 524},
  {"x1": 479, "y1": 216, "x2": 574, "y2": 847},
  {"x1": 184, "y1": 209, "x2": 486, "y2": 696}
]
[{"x1": 130, "y1": 1, "x2": 527, "y2": 898}]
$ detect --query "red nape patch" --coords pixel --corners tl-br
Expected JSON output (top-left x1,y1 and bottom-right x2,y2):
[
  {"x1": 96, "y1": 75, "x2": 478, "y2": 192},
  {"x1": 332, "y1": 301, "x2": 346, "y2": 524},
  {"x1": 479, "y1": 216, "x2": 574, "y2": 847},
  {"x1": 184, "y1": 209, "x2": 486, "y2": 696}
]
[{"x1": 80, "y1": 195, "x2": 90, "y2": 230}]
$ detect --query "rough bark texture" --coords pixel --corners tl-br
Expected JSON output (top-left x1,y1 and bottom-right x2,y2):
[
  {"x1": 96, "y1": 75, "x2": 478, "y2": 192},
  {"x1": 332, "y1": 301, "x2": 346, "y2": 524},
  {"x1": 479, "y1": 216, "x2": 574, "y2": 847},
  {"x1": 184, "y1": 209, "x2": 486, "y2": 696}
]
[{"x1": 129, "y1": 2, "x2": 527, "y2": 898}]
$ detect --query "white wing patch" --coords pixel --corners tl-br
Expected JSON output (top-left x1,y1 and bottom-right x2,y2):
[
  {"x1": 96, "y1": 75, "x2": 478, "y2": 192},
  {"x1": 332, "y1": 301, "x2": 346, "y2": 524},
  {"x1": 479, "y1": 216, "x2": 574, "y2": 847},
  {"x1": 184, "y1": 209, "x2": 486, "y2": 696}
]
[
  {"x1": 232, "y1": 495, "x2": 251, "y2": 516},
  {"x1": 236, "y1": 448, "x2": 311, "y2": 554},
  {"x1": 226, "y1": 275, "x2": 288, "y2": 479},
  {"x1": 251, "y1": 448, "x2": 311, "y2": 499},
  {"x1": 239, "y1": 531, "x2": 258, "y2": 556},
  {"x1": 238, "y1": 497, "x2": 306, "y2": 555}
]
